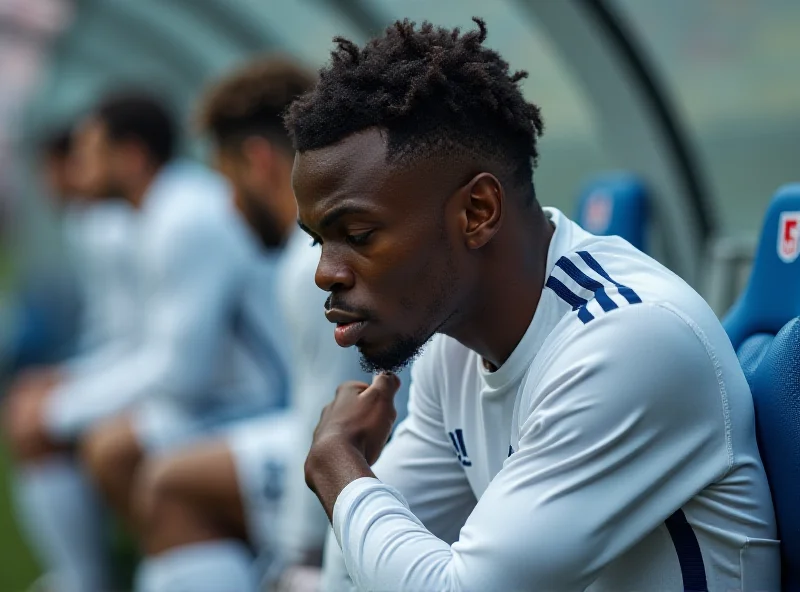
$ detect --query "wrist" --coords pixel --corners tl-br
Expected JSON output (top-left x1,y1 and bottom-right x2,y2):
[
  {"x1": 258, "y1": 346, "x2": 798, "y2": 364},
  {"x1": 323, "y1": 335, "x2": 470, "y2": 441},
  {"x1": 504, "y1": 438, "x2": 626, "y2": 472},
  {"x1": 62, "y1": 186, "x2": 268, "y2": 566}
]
[{"x1": 305, "y1": 436, "x2": 373, "y2": 520}]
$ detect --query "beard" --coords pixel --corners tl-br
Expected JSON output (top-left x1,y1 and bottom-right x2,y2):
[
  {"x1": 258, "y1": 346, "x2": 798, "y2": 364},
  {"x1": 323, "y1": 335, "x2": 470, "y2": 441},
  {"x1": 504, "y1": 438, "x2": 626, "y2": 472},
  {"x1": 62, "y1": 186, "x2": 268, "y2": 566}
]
[
  {"x1": 357, "y1": 263, "x2": 457, "y2": 374},
  {"x1": 240, "y1": 189, "x2": 285, "y2": 248},
  {"x1": 357, "y1": 330, "x2": 433, "y2": 374}
]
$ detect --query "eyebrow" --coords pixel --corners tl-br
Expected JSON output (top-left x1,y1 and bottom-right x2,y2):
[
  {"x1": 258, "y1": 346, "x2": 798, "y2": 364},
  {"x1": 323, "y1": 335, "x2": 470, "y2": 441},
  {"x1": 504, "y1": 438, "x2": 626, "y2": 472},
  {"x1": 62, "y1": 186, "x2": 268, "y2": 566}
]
[
  {"x1": 297, "y1": 203, "x2": 376, "y2": 238},
  {"x1": 318, "y1": 204, "x2": 375, "y2": 231}
]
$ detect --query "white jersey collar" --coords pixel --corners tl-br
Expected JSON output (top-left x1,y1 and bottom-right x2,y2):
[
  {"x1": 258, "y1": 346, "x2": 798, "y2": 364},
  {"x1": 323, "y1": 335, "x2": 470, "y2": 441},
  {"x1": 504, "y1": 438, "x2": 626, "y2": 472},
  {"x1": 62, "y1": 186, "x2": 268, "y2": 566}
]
[{"x1": 481, "y1": 208, "x2": 591, "y2": 390}]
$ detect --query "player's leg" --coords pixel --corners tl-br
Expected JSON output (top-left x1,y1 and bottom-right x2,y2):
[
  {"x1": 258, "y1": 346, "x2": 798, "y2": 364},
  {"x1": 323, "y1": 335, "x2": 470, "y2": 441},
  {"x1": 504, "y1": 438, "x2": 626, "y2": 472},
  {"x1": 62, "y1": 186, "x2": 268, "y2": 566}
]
[
  {"x1": 132, "y1": 438, "x2": 258, "y2": 592},
  {"x1": 3, "y1": 379, "x2": 110, "y2": 592},
  {"x1": 12, "y1": 453, "x2": 110, "y2": 592},
  {"x1": 81, "y1": 397, "x2": 201, "y2": 527},
  {"x1": 80, "y1": 414, "x2": 145, "y2": 527},
  {"x1": 229, "y1": 412, "x2": 300, "y2": 588}
]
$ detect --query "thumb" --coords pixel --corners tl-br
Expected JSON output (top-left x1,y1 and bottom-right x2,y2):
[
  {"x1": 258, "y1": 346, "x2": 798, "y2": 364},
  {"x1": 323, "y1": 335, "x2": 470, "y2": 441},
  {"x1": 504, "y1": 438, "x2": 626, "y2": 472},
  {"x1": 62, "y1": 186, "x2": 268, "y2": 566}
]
[{"x1": 364, "y1": 372, "x2": 401, "y2": 399}]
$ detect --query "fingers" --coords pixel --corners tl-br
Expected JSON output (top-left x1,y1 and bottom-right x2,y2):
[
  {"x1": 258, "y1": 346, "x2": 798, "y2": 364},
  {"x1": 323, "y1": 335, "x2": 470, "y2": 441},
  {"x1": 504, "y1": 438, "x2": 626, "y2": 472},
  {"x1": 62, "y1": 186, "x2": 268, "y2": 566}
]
[
  {"x1": 335, "y1": 380, "x2": 370, "y2": 397},
  {"x1": 365, "y1": 372, "x2": 401, "y2": 398}
]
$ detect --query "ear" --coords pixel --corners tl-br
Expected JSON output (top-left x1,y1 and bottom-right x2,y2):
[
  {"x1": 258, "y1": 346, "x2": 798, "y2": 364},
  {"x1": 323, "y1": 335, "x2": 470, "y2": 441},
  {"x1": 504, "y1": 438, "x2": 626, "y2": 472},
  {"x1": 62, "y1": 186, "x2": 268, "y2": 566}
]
[{"x1": 460, "y1": 172, "x2": 503, "y2": 250}]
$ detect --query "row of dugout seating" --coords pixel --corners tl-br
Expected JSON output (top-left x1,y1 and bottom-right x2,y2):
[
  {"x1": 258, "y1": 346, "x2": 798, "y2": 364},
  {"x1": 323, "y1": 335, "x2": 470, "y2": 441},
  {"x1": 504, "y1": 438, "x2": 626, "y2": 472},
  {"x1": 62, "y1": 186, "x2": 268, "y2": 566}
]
[{"x1": 578, "y1": 176, "x2": 800, "y2": 589}]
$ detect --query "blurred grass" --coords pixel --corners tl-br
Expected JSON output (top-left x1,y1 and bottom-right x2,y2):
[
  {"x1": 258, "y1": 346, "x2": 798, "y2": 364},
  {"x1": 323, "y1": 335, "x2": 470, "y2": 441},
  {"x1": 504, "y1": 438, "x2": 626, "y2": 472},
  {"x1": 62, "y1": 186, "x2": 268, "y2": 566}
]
[
  {"x1": 0, "y1": 242, "x2": 41, "y2": 591},
  {"x1": 0, "y1": 444, "x2": 41, "y2": 592}
]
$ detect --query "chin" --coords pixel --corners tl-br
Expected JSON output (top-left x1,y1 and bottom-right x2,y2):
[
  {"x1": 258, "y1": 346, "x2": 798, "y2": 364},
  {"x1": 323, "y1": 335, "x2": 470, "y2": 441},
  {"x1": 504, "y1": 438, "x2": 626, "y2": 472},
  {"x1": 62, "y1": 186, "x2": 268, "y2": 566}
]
[{"x1": 356, "y1": 332, "x2": 431, "y2": 375}]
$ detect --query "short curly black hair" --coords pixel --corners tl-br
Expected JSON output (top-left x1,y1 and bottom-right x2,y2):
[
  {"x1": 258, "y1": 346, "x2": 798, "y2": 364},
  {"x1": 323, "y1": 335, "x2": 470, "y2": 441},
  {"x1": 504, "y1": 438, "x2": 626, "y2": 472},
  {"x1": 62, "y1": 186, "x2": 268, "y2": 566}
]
[{"x1": 285, "y1": 17, "x2": 544, "y2": 200}]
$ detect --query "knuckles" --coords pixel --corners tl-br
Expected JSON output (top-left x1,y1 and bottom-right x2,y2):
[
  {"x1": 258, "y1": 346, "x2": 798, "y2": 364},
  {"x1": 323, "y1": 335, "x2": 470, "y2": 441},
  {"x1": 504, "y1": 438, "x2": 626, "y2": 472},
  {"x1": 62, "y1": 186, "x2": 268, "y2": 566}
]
[{"x1": 335, "y1": 380, "x2": 369, "y2": 397}]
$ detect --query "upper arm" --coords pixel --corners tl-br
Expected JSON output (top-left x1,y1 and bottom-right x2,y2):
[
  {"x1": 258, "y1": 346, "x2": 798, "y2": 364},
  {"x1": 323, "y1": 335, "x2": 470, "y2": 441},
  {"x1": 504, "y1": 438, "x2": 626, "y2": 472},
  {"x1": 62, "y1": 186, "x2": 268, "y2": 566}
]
[
  {"x1": 443, "y1": 304, "x2": 730, "y2": 590},
  {"x1": 146, "y1": 210, "x2": 249, "y2": 365}
]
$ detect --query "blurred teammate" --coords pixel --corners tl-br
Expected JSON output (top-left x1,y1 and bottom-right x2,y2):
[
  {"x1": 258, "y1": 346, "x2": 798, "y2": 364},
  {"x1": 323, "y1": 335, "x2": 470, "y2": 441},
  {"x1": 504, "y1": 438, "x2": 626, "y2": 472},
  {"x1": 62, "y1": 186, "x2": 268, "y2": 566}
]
[
  {"x1": 1, "y1": 130, "x2": 93, "y2": 378},
  {"x1": 288, "y1": 19, "x2": 779, "y2": 591},
  {"x1": 2, "y1": 126, "x2": 136, "y2": 592},
  {"x1": 3, "y1": 93, "x2": 289, "y2": 592},
  {"x1": 130, "y1": 56, "x2": 392, "y2": 592}
]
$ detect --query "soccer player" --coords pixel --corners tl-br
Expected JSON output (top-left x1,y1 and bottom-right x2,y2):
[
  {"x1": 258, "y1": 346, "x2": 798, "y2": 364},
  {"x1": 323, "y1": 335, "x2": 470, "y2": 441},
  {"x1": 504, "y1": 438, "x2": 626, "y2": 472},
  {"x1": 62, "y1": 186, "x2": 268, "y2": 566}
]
[
  {"x1": 3, "y1": 93, "x2": 288, "y2": 592},
  {"x1": 287, "y1": 19, "x2": 780, "y2": 591},
  {"x1": 131, "y1": 56, "x2": 408, "y2": 592},
  {"x1": 2, "y1": 126, "x2": 137, "y2": 592},
  {"x1": 1, "y1": 128, "x2": 134, "y2": 378}
]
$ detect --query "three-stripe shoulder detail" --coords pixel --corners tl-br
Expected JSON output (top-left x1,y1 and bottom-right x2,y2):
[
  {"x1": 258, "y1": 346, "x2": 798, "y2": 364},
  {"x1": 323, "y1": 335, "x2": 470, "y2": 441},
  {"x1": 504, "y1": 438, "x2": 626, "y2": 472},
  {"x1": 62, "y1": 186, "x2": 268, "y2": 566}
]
[{"x1": 545, "y1": 251, "x2": 641, "y2": 324}]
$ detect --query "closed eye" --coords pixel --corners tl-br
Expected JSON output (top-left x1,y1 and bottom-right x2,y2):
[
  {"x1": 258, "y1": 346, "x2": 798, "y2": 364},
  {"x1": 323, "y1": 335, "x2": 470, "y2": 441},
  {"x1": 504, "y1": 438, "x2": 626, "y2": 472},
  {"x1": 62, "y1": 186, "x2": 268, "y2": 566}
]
[{"x1": 345, "y1": 230, "x2": 374, "y2": 247}]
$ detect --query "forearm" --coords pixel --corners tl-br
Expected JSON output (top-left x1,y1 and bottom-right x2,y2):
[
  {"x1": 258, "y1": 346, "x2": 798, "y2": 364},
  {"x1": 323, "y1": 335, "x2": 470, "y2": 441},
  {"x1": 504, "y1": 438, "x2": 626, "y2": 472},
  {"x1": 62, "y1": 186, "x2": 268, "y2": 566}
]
[
  {"x1": 333, "y1": 477, "x2": 455, "y2": 592},
  {"x1": 305, "y1": 438, "x2": 375, "y2": 521},
  {"x1": 43, "y1": 349, "x2": 166, "y2": 439}
]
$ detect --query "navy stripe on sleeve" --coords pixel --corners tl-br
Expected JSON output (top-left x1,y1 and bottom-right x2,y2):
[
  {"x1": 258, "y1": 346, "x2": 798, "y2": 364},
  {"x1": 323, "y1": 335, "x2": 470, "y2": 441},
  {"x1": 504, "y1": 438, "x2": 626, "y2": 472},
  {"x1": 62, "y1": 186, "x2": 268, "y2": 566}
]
[
  {"x1": 665, "y1": 510, "x2": 708, "y2": 592},
  {"x1": 545, "y1": 276, "x2": 595, "y2": 324},
  {"x1": 576, "y1": 251, "x2": 642, "y2": 304},
  {"x1": 555, "y1": 257, "x2": 618, "y2": 313}
]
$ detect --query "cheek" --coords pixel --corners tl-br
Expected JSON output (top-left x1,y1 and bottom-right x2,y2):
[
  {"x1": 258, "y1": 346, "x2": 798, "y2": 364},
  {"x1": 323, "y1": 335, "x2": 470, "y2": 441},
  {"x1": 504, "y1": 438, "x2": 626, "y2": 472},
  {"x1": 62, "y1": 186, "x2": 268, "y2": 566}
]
[{"x1": 366, "y1": 234, "x2": 453, "y2": 311}]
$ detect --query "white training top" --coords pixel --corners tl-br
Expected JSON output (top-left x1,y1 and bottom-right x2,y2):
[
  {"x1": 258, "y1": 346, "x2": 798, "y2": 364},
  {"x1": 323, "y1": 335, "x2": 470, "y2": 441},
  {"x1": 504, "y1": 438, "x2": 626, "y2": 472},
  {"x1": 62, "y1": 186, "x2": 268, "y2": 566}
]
[
  {"x1": 61, "y1": 199, "x2": 138, "y2": 374},
  {"x1": 45, "y1": 161, "x2": 290, "y2": 439},
  {"x1": 325, "y1": 208, "x2": 779, "y2": 592}
]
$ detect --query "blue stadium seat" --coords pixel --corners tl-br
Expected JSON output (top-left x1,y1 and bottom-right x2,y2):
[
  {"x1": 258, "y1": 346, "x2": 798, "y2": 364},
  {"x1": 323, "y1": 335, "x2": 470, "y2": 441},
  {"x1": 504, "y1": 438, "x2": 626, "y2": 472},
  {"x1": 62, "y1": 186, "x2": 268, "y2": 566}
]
[
  {"x1": 574, "y1": 172, "x2": 648, "y2": 251},
  {"x1": 723, "y1": 183, "x2": 800, "y2": 589}
]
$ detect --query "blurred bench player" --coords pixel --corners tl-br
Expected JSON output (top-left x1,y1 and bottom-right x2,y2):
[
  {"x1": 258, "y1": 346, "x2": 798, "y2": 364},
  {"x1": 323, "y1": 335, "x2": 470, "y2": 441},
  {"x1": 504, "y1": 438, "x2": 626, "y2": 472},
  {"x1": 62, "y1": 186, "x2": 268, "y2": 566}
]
[
  {"x1": 1, "y1": 129, "x2": 135, "y2": 383},
  {"x1": 286, "y1": 19, "x2": 779, "y2": 591},
  {"x1": 129, "y1": 56, "x2": 401, "y2": 592},
  {"x1": 2, "y1": 125, "x2": 137, "y2": 592},
  {"x1": 3, "y1": 93, "x2": 289, "y2": 592}
]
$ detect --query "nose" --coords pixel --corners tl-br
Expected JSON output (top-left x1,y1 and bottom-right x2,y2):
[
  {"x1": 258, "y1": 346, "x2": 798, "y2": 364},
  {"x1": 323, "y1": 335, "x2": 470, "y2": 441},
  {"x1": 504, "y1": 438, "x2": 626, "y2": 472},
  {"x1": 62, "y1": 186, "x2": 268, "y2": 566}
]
[{"x1": 315, "y1": 246, "x2": 355, "y2": 293}]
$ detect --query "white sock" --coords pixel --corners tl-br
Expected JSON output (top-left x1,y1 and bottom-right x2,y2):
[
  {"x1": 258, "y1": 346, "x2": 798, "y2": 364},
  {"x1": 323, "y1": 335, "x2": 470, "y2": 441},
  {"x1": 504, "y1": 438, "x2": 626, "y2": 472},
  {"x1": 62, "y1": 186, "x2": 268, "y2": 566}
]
[
  {"x1": 12, "y1": 455, "x2": 109, "y2": 592},
  {"x1": 135, "y1": 540, "x2": 258, "y2": 592}
]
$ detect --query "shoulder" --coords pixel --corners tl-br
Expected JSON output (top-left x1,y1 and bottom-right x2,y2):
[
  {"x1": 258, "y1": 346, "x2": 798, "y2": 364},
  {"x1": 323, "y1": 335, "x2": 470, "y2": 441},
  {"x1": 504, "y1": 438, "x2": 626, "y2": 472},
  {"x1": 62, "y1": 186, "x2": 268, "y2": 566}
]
[
  {"x1": 524, "y1": 231, "x2": 745, "y2": 421},
  {"x1": 521, "y1": 300, "x2": 729, "y2": 438},
  {"x1": 149, "y1": 162, "x2": 235, "y2": 231},
  {"x1": 545, "y1": 234, "x2": 716, "y2": 333},
  {"x1": 77, "y1": 201, "x2": 135, "y2": 252},
  {"x1": 154, "y1": 178, "x2": 253, "y2": 261},
  {"x1": 541, "y1": 236, "x2": 721, "y2": 378}
]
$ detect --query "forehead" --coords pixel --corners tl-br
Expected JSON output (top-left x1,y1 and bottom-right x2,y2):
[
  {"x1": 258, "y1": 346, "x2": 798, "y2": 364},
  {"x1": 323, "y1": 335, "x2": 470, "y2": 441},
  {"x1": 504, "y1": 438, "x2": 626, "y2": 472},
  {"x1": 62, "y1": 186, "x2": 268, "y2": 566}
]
[
  {"x1": 292, "y1": 128, "x2": 392, "y2": 216},
  {"x1": 292, "y1": 128, "x2": 466, "y2": 226}
]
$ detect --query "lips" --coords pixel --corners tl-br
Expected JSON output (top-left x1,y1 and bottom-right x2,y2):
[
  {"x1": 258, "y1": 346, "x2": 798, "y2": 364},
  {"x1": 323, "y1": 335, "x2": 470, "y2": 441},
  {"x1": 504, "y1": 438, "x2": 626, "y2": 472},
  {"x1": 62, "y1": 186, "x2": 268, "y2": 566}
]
[
  {"x1": 326, "y1": 308, "x2": 368, "y2": 347},
  {"x1": 333, "y1": 320, "x2": 368, "y2": 347}
]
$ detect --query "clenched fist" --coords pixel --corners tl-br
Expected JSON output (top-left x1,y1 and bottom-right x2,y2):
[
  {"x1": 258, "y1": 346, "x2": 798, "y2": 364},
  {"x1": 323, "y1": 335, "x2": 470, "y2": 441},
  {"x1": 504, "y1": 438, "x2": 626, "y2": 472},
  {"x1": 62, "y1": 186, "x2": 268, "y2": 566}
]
[{"x1": 304, "y1": 373, "x2": 402, "y2": 519}]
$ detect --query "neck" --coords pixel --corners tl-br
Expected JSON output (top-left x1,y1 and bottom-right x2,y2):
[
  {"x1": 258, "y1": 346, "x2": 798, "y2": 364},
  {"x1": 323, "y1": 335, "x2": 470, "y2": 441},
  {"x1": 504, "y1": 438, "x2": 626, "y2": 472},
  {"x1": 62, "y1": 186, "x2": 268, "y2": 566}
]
[
  {"x1": 123, "y1": 166, "x2": 160, "y2": 209},
  {"x1": 447, "y1": 207, "x2": 553, "y2": 370}
]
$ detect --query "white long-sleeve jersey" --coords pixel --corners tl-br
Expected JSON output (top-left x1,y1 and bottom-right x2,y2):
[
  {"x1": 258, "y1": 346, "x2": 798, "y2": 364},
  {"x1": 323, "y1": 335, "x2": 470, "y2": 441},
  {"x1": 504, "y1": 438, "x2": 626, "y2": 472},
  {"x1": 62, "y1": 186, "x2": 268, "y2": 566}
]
[
  {"x1": 61, "y1": 199, "x2": 137, "y2": 374},
  {"x1": 44, "y1": 161, "x2": 290, "y2": 439},
  {"x1": 325, "y1": 208, "x2": 779, "y2": 592}
]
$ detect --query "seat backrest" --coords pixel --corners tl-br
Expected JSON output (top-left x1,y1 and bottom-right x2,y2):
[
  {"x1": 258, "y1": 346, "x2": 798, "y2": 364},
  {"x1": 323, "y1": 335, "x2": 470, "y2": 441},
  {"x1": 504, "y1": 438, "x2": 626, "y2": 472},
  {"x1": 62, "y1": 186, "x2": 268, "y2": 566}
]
[
  {"x1": 734, "y1": 321, "x2": 800, "y2": 589},
  {"x1": 574, "y1": 172, "x2": 648, "y2": 251},
  {"x1": 723, "y1": 183, "x2": 800, "y2": 588},
  {"x1": 725, "y1": 183, "x2": 800, "y2": 348}
]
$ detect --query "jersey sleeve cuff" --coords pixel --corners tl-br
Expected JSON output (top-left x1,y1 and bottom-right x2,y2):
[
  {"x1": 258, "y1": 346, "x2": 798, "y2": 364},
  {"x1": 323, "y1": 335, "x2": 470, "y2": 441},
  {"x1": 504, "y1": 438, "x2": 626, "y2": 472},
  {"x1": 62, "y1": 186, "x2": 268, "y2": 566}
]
[{"x1": 332, "y1": 476, "x2": 409, "y2": 547}]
